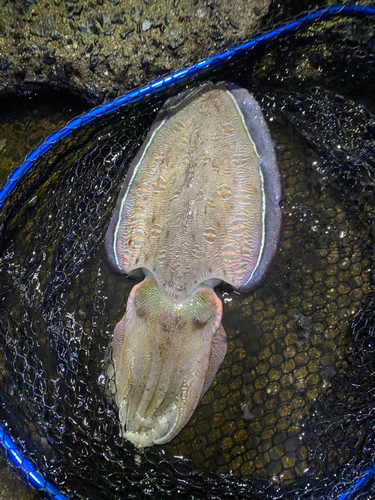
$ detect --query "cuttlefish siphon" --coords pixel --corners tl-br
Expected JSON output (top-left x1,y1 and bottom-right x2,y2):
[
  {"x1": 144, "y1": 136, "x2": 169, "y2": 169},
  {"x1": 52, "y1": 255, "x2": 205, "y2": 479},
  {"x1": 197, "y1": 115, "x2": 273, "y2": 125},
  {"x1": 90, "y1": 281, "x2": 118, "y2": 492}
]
[{"x1": 104, "y1": 82, "x2": 284, "y2": 448}]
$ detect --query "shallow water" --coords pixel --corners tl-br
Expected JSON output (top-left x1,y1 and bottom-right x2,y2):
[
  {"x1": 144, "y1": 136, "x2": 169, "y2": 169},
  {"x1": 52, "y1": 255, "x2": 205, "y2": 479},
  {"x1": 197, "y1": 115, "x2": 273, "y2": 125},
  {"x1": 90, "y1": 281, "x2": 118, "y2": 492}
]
[
  {"x1": 0, "y1": 95, "x2": 373, "y2": 494},
  {"x1": 0, "y1": 91, "x2": 87, "y2": 500},
  {"x1": 0, "y1": 92, "x2": 88, "y2": 185}
]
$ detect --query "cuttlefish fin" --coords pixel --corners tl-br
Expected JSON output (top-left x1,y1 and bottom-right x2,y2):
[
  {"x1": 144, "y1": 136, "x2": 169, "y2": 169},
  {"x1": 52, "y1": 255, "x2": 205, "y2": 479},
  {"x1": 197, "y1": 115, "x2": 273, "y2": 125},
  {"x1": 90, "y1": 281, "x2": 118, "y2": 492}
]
[{"x1": 108, "y1": 278, "x2": 227, "y2": 448}]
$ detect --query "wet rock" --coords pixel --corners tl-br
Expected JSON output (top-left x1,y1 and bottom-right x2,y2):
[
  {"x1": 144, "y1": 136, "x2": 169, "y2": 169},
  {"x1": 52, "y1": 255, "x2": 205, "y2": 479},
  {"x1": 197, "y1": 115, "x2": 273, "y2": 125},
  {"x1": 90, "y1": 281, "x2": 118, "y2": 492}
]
[
  {"x1": 114, "y1": 65, "x2": 130, "y2": 84},
  {"x1": 55, "y1": 63, "x2": 73, "y2": 83},
  {"x1": 89, "y1": 51, "x2": 100, "y2": 72},
  {"x1": 112, "y1": 11, "x2": 125, "y2": 25},
  {"x1": 102, "y1": 47, "x2": 113, "y2": 58},
  {"x1": 0, "y1": 60, "x2": 10, "y2": 71},
  {"x1": 141, "y1": 57, "x2": 151, "y2": 74},
  {"x1": 120, "y1": 25, "x2": 135, "y2": 39},
  {"x1": 43, "y1": 51, "x2": 57, "y2": 65},
  {"x1": 169, "y1": 28, "x2": 179, "y2": 38},
  {"x1": 91, "y1": 23, "x2": 101, "y2": 36},
  {"x1": 0, "y1": 0, "x2": 272, "y2": 104},
  {"x1": 210, "y1": 30, "x2": 224, "y2": 42},
  {"x1": 141, "y1": 20, "x2": 152, "y2": 31},
  {"x1": 130, "y1": 7, "x2": 141, "y2": 23},
  {"x1": 196, "y1": 8, "x2": 207, "y2": 19},
  {"x1": 0, "y1": 19, "x2": 6, "y2": 34},
  {"x1": 229, "y1": 17, "x2": 240, "y2": 29},
  {"x1": 30, "y1": 17, "x2": 55, "y2": 38},
  {"x1": 98, "y1": 13, "x2": 112, "y2": 28}
]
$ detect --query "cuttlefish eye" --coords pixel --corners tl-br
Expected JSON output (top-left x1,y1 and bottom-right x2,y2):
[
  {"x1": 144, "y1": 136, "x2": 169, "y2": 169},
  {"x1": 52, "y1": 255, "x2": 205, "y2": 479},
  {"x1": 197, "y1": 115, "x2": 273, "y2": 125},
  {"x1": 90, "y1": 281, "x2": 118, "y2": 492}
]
[
  {"x1": 104, "y1": 81, "x2": 283, "y2": 447},
  {"x1": 191, "y1": 290, "x2": 217, "y2": 325},
  {"x1": 193, "y1": 312, "x2": 211, "y2": 329},
  {"x1": 134, "y1": 283, "x2": 150, "y2": 319}
]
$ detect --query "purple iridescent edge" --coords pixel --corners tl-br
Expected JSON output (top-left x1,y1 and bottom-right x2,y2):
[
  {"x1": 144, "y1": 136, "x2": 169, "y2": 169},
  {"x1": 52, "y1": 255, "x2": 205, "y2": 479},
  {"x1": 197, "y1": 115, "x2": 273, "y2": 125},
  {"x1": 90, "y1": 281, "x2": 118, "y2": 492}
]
[{"x1": 0, "y1": 5, "x2": 375, "y2": 499}]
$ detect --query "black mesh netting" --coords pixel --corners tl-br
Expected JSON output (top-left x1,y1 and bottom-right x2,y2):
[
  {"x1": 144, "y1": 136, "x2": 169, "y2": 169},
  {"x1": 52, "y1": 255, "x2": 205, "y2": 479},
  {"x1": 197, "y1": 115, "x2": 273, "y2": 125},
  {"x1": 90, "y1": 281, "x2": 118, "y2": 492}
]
[{"x1": 0, "y1": 15, "x2": 375, "y2": 500}]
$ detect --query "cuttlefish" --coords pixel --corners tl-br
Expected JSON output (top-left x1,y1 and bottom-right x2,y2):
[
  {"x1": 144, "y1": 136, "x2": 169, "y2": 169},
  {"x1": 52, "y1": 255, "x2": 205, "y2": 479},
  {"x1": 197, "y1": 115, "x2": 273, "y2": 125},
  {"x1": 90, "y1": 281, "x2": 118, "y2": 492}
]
[{"x1": 104, "y1": 82, "x2": 283, "y2": 448}]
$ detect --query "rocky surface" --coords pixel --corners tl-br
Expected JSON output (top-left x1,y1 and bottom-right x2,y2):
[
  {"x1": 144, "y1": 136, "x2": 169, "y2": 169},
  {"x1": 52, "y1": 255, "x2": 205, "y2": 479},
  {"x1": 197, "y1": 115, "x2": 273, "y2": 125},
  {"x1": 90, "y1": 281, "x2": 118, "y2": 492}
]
[{"x1": 0, "y1": 0, "x2": 274, "y2": 104}]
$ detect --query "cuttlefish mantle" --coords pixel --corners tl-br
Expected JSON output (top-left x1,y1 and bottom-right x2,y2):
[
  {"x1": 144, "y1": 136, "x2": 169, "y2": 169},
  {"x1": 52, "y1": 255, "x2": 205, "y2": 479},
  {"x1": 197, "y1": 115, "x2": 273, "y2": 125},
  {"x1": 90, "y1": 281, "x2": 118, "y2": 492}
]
[{"x1": 104, "y1": 82, "x2": 284, "y2": 448}]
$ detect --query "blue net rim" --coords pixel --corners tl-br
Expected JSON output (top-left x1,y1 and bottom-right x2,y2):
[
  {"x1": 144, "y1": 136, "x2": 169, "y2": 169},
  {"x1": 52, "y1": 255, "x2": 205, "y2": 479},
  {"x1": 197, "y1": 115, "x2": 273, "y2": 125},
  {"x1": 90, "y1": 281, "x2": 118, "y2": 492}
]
[{"x1": 0, "y1": 5, "x2": 375, "y2": 499}]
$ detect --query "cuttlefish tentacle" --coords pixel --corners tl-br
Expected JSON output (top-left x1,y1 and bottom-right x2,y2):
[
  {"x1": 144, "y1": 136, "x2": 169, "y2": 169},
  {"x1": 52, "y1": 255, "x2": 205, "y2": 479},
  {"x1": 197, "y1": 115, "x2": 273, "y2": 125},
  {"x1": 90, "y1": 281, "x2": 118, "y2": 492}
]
[
  {"x1": 112, "y1": 278, "x2": 226, "y2": 447},
  {"x1": 105, "y1": 82, "x2": 283, "y2": 447}
]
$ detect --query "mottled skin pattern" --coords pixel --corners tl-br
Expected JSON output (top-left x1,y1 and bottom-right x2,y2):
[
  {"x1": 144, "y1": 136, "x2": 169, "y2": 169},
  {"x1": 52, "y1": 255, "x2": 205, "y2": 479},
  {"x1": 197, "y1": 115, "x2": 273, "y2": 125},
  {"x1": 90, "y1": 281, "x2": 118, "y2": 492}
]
[
  {"x1": 113, "y1": 86, "x2": 263, "y2": 299},
  {"x1": 104, "y1": 83, "x2": 283, "y2": 447}
]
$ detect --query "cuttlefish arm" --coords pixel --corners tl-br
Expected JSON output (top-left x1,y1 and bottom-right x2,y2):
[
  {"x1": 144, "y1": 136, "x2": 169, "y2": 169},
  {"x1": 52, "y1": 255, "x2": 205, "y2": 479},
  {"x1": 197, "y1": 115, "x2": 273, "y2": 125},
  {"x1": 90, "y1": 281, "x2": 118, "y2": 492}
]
[{"x1": 110, "y1": 278, "x2": 226, "y2": 448}]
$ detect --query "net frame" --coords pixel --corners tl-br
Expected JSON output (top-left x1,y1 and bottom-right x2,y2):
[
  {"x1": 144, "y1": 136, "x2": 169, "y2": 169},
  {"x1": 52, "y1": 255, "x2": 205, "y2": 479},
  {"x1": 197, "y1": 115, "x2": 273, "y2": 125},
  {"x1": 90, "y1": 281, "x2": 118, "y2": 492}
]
[{"x1": 0, "y1": 5, "x2": 374, "y2": 499}]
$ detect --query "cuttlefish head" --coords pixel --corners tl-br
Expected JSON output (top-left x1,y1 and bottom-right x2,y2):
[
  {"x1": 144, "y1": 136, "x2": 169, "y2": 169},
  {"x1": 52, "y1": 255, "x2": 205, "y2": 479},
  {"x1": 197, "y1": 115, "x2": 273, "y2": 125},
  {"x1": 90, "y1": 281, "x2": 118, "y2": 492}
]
[{"x1": 108, "y1": 278, "x2": 227, "y2": 448}]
